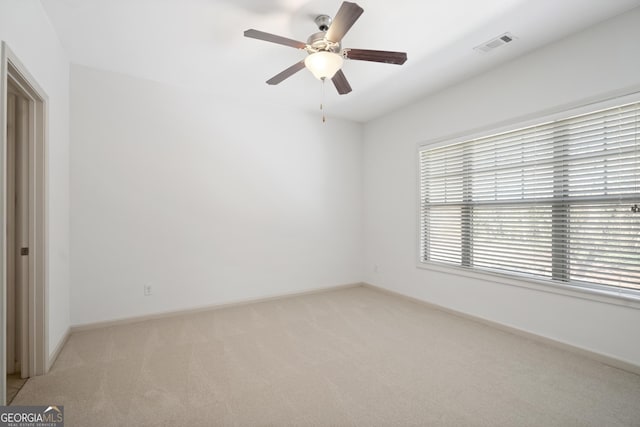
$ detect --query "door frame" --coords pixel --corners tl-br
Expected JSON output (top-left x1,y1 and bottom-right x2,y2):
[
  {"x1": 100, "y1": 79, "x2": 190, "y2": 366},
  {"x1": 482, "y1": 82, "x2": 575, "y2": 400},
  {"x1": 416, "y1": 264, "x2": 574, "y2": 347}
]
[{"x1": 0, "y1": 42, "x2": 49, "y2": 405}]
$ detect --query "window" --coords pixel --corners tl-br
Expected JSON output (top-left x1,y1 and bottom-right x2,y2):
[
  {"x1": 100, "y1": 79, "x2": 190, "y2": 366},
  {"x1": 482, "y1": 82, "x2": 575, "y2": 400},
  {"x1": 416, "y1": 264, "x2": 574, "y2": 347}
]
[{"x1": 419, "y1": 99, "x2": 640, "y2": 298}]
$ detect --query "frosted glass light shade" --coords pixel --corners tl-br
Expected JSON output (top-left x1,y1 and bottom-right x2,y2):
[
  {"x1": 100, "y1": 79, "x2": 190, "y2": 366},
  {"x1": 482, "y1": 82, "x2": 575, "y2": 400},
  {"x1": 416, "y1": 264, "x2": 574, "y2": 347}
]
[{"x1": 304, "y1": 51, "x2": 343, "y2": 80}]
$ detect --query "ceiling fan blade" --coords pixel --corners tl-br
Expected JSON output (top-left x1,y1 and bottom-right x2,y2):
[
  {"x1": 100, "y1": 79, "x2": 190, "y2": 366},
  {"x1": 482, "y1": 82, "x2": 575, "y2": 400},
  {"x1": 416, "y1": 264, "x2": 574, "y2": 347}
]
[
  {"x1": 266, "y1": 60, "x2": 306, "y2": 85},
  {"x1": 325, "y1": 2, "x2": 364, "y2": 43},
  {"x1": 244, "y1": 29, "x2": 306, "y2": 49},
  {"x1": 343, "y1": 48, "x2": 407, "y2": 65},
  {"x1": 331, "y1": 69, "x2": 352, "y2": 95}
]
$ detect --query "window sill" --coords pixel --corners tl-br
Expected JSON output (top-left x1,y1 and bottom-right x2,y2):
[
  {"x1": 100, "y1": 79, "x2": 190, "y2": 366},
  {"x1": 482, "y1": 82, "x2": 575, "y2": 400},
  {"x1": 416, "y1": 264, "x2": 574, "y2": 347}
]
[{"x1": 416, "y1": 261, "x2": 640, "y2": 310}]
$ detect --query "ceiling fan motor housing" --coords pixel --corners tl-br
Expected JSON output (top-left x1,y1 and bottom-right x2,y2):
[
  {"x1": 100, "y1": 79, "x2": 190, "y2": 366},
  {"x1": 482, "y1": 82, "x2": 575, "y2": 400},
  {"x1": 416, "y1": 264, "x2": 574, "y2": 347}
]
[
  {"x1": 307, "y1": 37, "x2": 341, "y2": 55},
  {"x1": 305, "y1": 15, "x2": 341, "y2": 54}
]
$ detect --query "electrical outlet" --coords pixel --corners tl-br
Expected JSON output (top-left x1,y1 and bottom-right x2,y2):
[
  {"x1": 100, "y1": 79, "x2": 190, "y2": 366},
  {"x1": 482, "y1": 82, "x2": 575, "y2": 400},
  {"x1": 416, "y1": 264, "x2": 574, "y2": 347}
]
[{"x1": 144, "y1": 284, "x2": 152, "y2": 296}]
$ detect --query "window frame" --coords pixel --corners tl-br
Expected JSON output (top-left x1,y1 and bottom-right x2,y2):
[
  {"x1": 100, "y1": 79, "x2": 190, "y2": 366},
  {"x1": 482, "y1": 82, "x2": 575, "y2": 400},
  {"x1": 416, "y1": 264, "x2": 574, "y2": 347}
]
[{"x1": 416, "y1": 91, "x2": 640, "y2": 308}]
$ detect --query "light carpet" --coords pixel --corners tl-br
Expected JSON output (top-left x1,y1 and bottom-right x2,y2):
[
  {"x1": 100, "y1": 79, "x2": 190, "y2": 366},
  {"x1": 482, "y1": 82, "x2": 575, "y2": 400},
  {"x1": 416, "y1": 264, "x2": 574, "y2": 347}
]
[{"x1": 12, "y1": 286, "x2": 640, "y2": 426}]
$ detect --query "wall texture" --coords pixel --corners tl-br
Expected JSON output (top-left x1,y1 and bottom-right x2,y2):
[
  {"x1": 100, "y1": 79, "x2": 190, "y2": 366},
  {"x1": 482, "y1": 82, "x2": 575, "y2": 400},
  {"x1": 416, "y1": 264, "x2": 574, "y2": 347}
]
[
  {"x1": 70, "y1": 65, "x2": 363, "y2": 325},
  {"x1": 363, "y1": 8, "x2": 640, "y2": 365},
  {"x1": 0, "y1": 0, "x2": 71, "y2": 358}
]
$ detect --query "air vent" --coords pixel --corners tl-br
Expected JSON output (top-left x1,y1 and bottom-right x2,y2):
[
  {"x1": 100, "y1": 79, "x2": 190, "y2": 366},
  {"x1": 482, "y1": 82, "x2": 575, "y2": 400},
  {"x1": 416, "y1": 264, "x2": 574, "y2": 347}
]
[{"x1": 474, "y1": 32, "x2": 516, "y2": 53}]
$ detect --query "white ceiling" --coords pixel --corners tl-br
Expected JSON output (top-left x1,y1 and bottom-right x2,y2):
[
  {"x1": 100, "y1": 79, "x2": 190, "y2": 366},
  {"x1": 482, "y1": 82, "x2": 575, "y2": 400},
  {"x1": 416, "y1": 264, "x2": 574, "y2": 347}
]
[{"x1": 41, "y1": 0, "x2": 640, "y2": 122}]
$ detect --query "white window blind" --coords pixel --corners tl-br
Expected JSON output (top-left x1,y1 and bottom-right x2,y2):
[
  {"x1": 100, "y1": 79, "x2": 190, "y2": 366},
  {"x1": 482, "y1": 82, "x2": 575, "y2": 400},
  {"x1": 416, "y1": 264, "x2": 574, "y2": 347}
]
[{"x1": 419, "y1": 101, "x2": 640, "y2": 296}]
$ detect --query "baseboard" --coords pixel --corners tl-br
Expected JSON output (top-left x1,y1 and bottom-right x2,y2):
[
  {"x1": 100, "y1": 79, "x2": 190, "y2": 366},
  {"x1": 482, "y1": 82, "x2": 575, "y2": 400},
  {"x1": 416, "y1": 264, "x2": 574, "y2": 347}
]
[
  {"x1": 362, "y1": 282, "x2": 640, "y2": 376},
  {"x1": 70, "y1": 282, "x2": 363, "y2": 333},
  {"x1": 47, "y1": 327, "x2": 71, "y2": 372}
]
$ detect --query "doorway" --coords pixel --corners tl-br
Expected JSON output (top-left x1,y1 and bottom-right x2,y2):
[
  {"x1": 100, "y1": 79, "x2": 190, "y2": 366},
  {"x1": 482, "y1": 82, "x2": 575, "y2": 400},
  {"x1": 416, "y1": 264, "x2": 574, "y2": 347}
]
[
  {"x1": 6, "y1": 79, "x2": 30, "y2": 403},
  {"x1": 1, "y1": 42, "x2": 48, "y2": 405}
]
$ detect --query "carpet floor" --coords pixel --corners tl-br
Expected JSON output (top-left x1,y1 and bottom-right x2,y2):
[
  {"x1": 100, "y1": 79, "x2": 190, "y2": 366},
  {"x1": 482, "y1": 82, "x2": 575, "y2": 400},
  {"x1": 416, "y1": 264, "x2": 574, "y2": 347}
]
[{"x1": 12, "y1": 286, "x2": 640, "y2": 426}]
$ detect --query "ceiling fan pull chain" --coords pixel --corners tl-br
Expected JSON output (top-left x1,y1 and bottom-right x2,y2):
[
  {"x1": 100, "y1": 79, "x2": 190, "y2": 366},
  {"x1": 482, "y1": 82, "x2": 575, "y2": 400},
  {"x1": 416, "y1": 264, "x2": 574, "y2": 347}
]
[{"x1": 321, "y1": 77, "x2": 326, "y2": 123}]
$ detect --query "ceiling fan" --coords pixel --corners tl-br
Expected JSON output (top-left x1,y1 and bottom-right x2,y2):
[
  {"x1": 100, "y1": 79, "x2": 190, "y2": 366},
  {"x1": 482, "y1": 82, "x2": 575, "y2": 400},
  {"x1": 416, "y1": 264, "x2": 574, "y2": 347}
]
[{"x1": 244, "y1": 1, "x2": 407, "y2": 95}]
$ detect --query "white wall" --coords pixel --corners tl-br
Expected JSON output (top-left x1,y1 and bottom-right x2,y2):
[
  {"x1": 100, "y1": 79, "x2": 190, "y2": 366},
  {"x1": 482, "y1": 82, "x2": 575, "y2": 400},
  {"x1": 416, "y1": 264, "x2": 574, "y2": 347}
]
[
  {"x1": 0, "y1": 0, "x2": 71, "y2": 357},
  {"x1": 363, "y1": 7, "x2": 640, "y2": 366},
  {"x1": 70, "y1": 65, "x2": 363, "y2": 325}
]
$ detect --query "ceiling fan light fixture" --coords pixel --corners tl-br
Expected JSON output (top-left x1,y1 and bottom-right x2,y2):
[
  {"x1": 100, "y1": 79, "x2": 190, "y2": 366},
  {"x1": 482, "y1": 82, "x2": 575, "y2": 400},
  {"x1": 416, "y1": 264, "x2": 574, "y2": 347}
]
[
  {"x1": 304, "y1": 51, "x2": 343, "y2": 80},
  {"x1": 244, "y1": 1, "x2": 406, "y2": 95}
]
